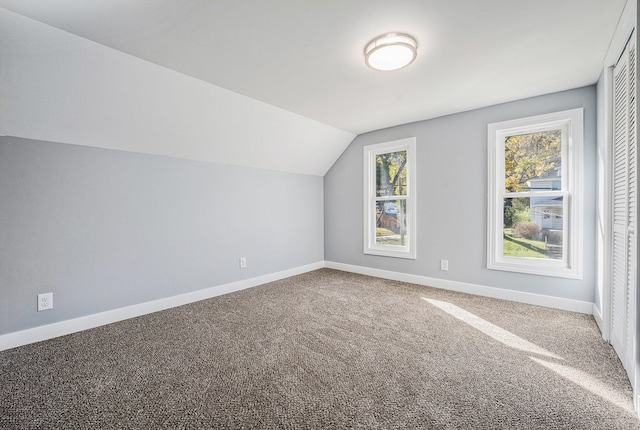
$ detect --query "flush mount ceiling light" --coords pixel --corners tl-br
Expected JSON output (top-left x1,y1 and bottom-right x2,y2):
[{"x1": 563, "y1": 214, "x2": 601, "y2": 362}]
[{"x1": 364, "y1": 32, "x2": 417, "y2": 71}]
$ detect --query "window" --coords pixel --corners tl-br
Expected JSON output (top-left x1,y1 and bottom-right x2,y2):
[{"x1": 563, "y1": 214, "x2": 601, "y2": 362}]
[
  {"x1": 487, "y1": 109, "x2": 583, "y2": 278},
  {"x1": 363, "y1": 137, "x2": 416, "y2": 259}
]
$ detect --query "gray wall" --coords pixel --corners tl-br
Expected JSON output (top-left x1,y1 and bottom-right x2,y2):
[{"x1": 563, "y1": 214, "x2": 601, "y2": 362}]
[
  {"x1": 325, "y1": 86, "x2": 597, "y2": 303},
  {"x1": 0, "y1": 137, "x2": 324, "y2": 335}
]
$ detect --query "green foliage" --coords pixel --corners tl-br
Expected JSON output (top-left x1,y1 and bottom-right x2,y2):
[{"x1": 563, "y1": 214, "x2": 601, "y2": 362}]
[
  {"x1": 505, "y1": 130, "x2": 561, "y2": 192},
  {"x1": 376, "y1": 227, "x2": 395, "y2": 237},
  {"x1": 376, "y1": 237, "x2": 405, "y2": 245},
  {"x1": 504, "y1": 198, "x2": 531, "y2": 227},
  {"x1": 504, "y1": 207, "x2": 531, "y2": 228},
  {"x1": 376, "y1": 151, "x2": 407, "y2": 197}
]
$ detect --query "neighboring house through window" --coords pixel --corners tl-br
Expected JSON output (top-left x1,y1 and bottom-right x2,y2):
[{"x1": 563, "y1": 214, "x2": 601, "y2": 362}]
[
  {"x1": 363, "y1": 137, "x2": 416, "y2": 259},
  {"x1": 487, "y1": 109, "x2": 583, "y2": 278}
]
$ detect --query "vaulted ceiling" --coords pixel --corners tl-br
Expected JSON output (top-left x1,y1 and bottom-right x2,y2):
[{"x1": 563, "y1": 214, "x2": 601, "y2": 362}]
[{"x1": 0, "y1": 0, "x2": 627, "y2": 175}]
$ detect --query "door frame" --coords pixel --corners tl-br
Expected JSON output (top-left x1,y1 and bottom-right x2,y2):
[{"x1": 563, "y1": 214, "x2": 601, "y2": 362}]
[{"x1": 599, "y1": 0, "x2": 637, "y2": 413}]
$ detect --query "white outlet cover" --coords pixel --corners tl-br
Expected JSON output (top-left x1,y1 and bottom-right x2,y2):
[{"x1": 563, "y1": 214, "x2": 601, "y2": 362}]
[{"x1": 38, "y1": 292, "x2": 53, "y2": 311}]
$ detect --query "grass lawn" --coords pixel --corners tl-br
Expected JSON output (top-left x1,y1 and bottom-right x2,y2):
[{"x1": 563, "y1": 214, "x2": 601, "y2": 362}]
[
  {"x1": 503, "y1": 233, "x2": 549, "y2": 259},
  {"x1": 376, "y1": 227, "x2": 407, "y2": 246},
  {"x1": 376, "y1": 238, "x2": 407, "y2": 245}
]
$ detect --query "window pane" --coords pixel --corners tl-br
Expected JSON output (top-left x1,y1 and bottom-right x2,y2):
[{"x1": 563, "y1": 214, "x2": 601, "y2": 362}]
[
  {"x1": 376, "y1": 151, "x2": 407, "y2": 197},
  {"x1": 365, "y1": 138, "x2": 416, "y2": 259},
  {"x1": 503, "y1": 196, "x2": 563, "y2": 260},
  {"x1": 375, "y1": 200, "x2": 408, "y2": 246},
  {"x1": 504, "y1": 130, "x2": 562, "y2": 193}
]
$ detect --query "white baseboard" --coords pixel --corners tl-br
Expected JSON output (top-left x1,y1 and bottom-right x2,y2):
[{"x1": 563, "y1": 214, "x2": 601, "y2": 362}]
[
  {"x1": 0, "y1": 261, "x2": 324, "y2": 352},
  {"x1": 592, "y1": 303, "x2": 609, "y2": 341},
  {"x1": 324, "y1": 261, "x2": 594, "y2": 314},
  {"x1": 1, "y1": 260, "x2": 595, "y2": 352}
]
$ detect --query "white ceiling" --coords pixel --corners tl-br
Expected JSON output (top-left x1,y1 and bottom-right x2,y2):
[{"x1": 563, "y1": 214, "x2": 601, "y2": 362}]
[{"x1": 0, "y1": 0, "x2": 628, "y2": 173}]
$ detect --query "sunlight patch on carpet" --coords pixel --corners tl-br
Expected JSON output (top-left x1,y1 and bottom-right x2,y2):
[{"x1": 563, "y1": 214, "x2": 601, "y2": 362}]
[
  {"x1": 422, "y1": 298, "x2": 563, "y2": 360},
  {"x1": 530, "y1": 356, "x2": 635, "y2": 415}
]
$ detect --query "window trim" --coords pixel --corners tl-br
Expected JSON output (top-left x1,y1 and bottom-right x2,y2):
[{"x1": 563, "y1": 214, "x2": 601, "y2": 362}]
[
  {"x1": 363, "y1": 137, "x2": 417, "y2": 259},
  {"x1": 487, "y1": 108, "x2": 583, "y2": 279}
]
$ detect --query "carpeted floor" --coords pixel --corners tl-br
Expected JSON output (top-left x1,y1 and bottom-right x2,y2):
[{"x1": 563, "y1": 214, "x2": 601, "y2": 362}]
[{"x1": 1, "y1": 268, "x2": 638, "y2": 429}]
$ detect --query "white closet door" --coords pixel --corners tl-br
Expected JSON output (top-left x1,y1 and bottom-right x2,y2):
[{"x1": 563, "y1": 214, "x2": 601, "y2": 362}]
[{"x1": 611, "y1": 35, "x2": 637, "y2": 382}]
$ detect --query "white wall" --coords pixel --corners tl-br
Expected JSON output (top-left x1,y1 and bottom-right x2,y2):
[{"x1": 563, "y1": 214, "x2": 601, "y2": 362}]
[
  {"x1": 0, "y1": 137, "x2": 324, "y2": 336},
  {"x1": 0, "y1": 4, "x2": 607, "y2": 345},
  {"x1": 325, "y1": 87, "x2": 597, "y2": 305},
  {"x1": 0, "y1": 7, "x2": 354, "y2": 176},
  {"x1": 0, "y1": 7, "x2": 336, "y2": 344}
]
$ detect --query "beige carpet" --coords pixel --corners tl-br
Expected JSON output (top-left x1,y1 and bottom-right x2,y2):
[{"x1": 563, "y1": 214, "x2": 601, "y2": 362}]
[{"x1": 1, "y1": 269, "x2": 638, "y2": 429}]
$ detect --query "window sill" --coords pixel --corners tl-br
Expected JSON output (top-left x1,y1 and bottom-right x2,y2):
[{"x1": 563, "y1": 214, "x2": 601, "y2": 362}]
[{"x1": 488, "y1": 259, "x2": 582, "y2": 279}]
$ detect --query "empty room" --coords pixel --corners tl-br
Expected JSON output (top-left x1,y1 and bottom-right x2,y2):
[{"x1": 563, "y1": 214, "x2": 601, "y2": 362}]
[{"x1": 1, "y1": 0, "x2": 639, "y2": 428}]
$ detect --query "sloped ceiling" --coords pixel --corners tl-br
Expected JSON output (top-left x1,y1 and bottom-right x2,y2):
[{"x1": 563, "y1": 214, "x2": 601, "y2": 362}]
[{"x1": 0, "y1": 0, "x2": 628, "y2": 175}]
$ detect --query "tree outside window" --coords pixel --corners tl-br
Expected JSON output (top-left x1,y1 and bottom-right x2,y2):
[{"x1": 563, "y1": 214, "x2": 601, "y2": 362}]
[
  {"x1": 488, "y1": 109, "x2": 583, "y2": 279},
  {"x1": 364, "y1": 138, "x2": 416, "y2": 259},
  {"x1": 503, "y1": 129, "x2": 563, "y2": 260}
]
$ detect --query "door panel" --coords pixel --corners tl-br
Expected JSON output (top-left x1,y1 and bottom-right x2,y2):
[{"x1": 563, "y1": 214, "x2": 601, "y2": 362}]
[{"x1": 611, "y1": 35, "x2": 637, "y2": 382}]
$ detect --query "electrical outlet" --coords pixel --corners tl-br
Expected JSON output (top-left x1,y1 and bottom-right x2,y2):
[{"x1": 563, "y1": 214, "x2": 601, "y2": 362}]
[
  {"x1": 38, "y1": 293, "x2": 53, "y2": 311},
  {"x1": 239, "y1": 257, "x2": 247, "y2": 269},
  {"x1": 440, "y1": 259, "x2": 449, "y2": 271}
]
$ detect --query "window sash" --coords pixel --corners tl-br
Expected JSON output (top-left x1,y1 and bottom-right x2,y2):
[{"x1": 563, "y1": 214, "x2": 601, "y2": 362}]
[
  {"x1": 487, "y1": 109, "x2": 583, "y2": 279},
  {"x1": 363, "y1": 138, "x2": 416, "y2": 259},
  {"x1": 497, "y1": 122, "x2": 569, "y2": 195},
  {"x1": 500, "y1": 190, "x2": 567, "y2": 199},
  {"x1": 497, "y1": 193, "x2": 569, "y2": 267}
]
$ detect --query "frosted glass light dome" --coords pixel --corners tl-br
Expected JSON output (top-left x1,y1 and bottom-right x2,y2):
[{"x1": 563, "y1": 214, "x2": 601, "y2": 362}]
[{"x1": 364, "y1": 33, "x2": 417, "y2": 71}]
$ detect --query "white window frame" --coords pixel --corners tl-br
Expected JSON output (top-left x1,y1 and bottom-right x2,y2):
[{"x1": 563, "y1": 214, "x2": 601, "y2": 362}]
[
  {"x1": 363, "y1": 137, "x2": 417, "y2": 259},
  {"x1": 487, "y1": 109, "x2": 583, "y2": 279}
]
